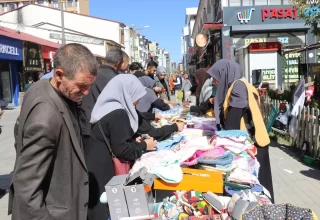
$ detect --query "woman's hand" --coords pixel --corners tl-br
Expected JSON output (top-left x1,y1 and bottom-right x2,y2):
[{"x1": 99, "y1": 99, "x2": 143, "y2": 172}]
[
  {"x1": 175, "y1": 122, "x2": 185, "y2": 132},
  {"x1": 136, "y1": 137, "x2": 142, "y2": 143},
  {"x1": 144, "y1": 137, "x2": 157, "y2": 151},
  {"x1": 209, "y1": 98, "x2": 214, "y2": 104},
  {"x1": 183, "y1": 101, "x2": 190, "y2": 108}
]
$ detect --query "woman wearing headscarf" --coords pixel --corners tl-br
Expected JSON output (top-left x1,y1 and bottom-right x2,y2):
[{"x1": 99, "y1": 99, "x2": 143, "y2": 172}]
[
  {"x1": 85, "y1": 75, "x2": 183, "y2": 220},
  {"x1": 195, "y1": 67, "x2": 211, "y2": 106},
  {"x1": 207, "y1": 59, "x2": 273, "y2": 202},
  {"x1": 136, "y1": 76, "x2": 171, "y2": 113}
]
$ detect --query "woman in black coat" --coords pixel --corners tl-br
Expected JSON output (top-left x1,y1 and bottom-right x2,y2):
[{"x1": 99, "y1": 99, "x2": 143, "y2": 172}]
[{"x1": 85, "y1": 75, "x2": 184, "y2": 220}]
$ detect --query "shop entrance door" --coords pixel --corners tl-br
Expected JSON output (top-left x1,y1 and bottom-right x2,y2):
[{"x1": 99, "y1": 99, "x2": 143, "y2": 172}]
[
  {"x1": 0, "y1": 62, "x2": 12, "y2": 107},
  {"x1": 249, "y1": 52, "x2": 278, "y2": 88}
]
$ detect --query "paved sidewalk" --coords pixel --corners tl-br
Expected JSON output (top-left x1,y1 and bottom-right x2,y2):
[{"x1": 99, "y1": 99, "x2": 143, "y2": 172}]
[
  {"x1": 270, "y1": 144, "x2": 320, "y2": 216},
  {"x1": 0, "y1": 109, "x2": 320, "y2": 218}
]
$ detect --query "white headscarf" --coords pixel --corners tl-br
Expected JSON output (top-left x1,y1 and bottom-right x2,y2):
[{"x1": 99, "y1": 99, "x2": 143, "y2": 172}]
[{"x1": 90, "y1": 74, "x2": 146, "y2": 132}]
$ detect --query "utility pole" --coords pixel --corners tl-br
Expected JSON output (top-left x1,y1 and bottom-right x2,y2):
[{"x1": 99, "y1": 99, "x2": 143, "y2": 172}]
[{"x1": 60, "y1": 0, "x2": 66, "y2": 45}]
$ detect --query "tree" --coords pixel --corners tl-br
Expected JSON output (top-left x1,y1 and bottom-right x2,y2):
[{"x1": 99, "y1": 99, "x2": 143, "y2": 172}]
[{"x1": 291, "y1": 0, "x2": 320, "y2": 35}]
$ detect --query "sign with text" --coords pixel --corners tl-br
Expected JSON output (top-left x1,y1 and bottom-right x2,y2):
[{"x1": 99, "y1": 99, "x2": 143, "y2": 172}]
[
  {"x1": 49, "y1": 33, "x2": 104, "y2": 45},
  {"x1": 23, "y1": 41, "x2": 43, "y2": 72},
  {"x1": 223, "y1": 5, "x2": 304, "y2": 26},
  {"x1": 262, "y1": 5, "x2": 297, "y2": 22},
  {"x1": 195, "y1": 34, "x2": 207, "y2": 48},
  {"x1": 0, "y1": 35, "x2": 23, "y2": 61}
]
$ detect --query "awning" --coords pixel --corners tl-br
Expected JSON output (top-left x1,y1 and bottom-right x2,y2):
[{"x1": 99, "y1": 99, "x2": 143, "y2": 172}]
[
  {"x1": 42, "y1": 46, "x2": 57, "y2": 59},
  {"x1": 0, "y1": 26, "x2": 60, "y2": 48}
]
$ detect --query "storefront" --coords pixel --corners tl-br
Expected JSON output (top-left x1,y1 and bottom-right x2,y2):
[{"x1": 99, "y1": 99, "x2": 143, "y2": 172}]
[
  {"x1": 42, "y1": 46, "x2": 57, "y2": 73},
  {"x1": 0, "y1": 35, "x2": 23, "y2": 107},
  {"x1": 21, "y1": 41, "x2": 44, "y2": 87},
  {"x1": 221, "y1": 5, "x2": 316, "y2": 87}
]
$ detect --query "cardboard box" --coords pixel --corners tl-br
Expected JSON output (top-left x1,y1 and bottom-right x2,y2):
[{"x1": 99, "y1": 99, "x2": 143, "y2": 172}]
[
  {"x1": 124, "y1": 185, "x2": 154, "y2": 217},
  {"x1": 154, "y1": 168, "x2": 223, "y2": 193},
  {"x1": 105, "y1": 175, "x2": 129, "y2": 219}
]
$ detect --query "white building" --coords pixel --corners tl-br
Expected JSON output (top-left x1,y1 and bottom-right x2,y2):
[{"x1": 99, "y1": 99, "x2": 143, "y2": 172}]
[
  {"x1": 0, "y1": 4, "x2": 125, "y2": 57},
  {"x1": 182, "y1": 7, "x2": 197, "y2": 74}
]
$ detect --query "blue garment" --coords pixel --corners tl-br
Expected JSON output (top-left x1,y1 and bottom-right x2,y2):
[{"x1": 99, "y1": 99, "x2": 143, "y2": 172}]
[
  {"x1": 198, "y1": 151, "x2": 234, "y2": 165},
  {"x1": 156, "y1": 136, "x2": 184, "y2": 151},
  {"x1": 216, "y1": 130, "x2": 249, "y2": 138},
  {"x1": 41, "y1": 70, "x2": 54, "y2": 80}
]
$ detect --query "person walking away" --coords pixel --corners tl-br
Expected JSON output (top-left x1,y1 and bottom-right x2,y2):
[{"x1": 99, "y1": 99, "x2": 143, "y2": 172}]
[
  {"x1": 194, "y1": 67, "x2": 211, "y2": 106},
  {"x1": 24, "y1": 77, "x2": 34, "y2": 92},
  {"x1": 145, "y1": 61, "x2": 158, "y2": 79},
  {"x1": 9, "y1": 43, "x2": 98, "y2": 220},
  {"x1": 207, "y1": 59, "x2": 273, "y2": 202},
  {"x1": 80, "y1": 48, "x2": 125, "y2": 148}
]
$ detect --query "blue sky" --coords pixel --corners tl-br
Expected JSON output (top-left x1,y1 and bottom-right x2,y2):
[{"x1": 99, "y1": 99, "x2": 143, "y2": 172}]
[{"x1": 90, "y1": 0, "x2": 198, "y2": 64}]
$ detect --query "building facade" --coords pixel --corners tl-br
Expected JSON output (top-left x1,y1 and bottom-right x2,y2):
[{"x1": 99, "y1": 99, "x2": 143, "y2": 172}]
[
  {"x1": 191, "y1": 0, "x2": 317, "y2": 87},
  {"x1": 0, "y1": 25, "x2": 60, "y2": 106},
  {"x1": 0, "y1": 0, "x2": 89, "y2": 15},
  {"x1": 0, "y1": 4, "x2": 124, "y2": 57},
  {"x1": 182, "y1": 7, "x2": 197, "y2": 75}
]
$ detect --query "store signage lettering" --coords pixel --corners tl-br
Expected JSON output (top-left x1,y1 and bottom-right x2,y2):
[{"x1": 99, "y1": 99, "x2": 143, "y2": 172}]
[
  {"x1": 225, "y1": 39, "x2": 231, "y2": 59},
  {"x1": 244, "y1": 37, "x2": 289, "y2": 46},
  {"x1": 0, "y1": 44, "x2": 19, "y2": 56},
  {"x1": 262, "y1": 6, "x2": 297, "y2": 21},
  {"x1": 49, "y1": 33, "x2": 104, "y2": 45}
]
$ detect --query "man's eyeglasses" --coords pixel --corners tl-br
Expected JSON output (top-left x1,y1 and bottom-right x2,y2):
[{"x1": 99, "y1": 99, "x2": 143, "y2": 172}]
[{"x1": 160, "y1": 74, "x2": 166, "y2": 77}]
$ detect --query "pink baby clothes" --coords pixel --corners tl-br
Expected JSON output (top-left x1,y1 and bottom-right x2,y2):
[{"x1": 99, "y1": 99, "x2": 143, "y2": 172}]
[
  {"x1": 181, "y1": 150, "x2": 205, "y2": 166},
  {"x1": 215, "y1": 136, "x2": 250, "y2": 154}
]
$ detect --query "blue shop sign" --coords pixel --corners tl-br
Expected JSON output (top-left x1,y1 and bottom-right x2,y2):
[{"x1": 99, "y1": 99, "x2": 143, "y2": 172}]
[{"x1": 0, "y1": 35, "x2": 23, "y2": 61}]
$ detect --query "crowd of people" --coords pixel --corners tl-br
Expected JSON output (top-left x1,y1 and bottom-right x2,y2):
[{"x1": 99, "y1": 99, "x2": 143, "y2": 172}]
[{"x1": 4, "y1": 43, "x2": 272, "y2": 220}]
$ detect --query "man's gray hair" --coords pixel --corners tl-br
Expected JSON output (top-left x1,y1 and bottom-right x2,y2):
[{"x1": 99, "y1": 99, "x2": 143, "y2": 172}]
[
  {"x1": 54, "y1": 43, "x2": 98, "y2": 79},
  {"x1": 105, "y1": 48, "x2": 124, "y2": 65}
]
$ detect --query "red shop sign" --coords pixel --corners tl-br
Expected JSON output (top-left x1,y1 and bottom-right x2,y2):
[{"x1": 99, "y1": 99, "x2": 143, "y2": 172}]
[
  {"x1": 262, "y1": 5, "x2": 297, "y2": 21},
  {"x1": 248, "y1": 42, "x2": 281, "y2": 52}
]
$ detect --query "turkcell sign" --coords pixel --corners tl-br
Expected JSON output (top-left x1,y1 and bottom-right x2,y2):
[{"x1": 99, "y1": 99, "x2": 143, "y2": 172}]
[{"x1": 0, "y1": 44, "x2": 19, "y2": 56}]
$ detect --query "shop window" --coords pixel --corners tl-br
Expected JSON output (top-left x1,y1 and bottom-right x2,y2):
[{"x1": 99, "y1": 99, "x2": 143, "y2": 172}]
[
  {"x1": 282, "y1": 0, "x2": 290, "y2": 4},
  {"x1": 268, "y1": 0, "x2": 281, "y2": 5},
  {"x1": 229, "y1": 0, "x2": 241, "y2": 6},
  {"x1": 0, "y1": 5, "x2": 3, "y2": 13},
  {"x1": 0, "y1": 62, "x2": 12, "y2": 104},
  {"x1": 242, "y1": 0, "x2": 254, "y2": 6}
]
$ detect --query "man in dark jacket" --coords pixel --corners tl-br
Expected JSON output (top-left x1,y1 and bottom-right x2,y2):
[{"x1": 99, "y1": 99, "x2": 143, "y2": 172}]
[
  {"x1": 9, "y1": 43, "x2": 97, "y2": 220},
  {"x1": 80, "y1": 48, "x2": 126, "y2": 146}
]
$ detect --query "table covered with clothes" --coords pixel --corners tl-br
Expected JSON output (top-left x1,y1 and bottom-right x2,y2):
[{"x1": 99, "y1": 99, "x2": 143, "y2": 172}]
[{"x1": 101, "y1": 106, "x2": 319, "y2": 220}]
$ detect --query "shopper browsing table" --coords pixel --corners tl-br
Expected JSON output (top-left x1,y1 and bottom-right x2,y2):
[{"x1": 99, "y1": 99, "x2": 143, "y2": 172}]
[{"x1": 207, "y1": 59, "x2": 274, "y2": 202}]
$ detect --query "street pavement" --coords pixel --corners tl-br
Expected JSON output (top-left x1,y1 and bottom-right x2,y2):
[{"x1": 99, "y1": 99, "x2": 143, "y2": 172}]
[{"x1": 0, "y1": 108, "x2": 320, "y2": 219}]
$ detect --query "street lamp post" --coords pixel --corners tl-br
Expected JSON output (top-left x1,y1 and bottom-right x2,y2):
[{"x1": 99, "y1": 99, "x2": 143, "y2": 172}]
[{"x1": 59, "y1": 0, "x2": 66, "y2": 45}]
